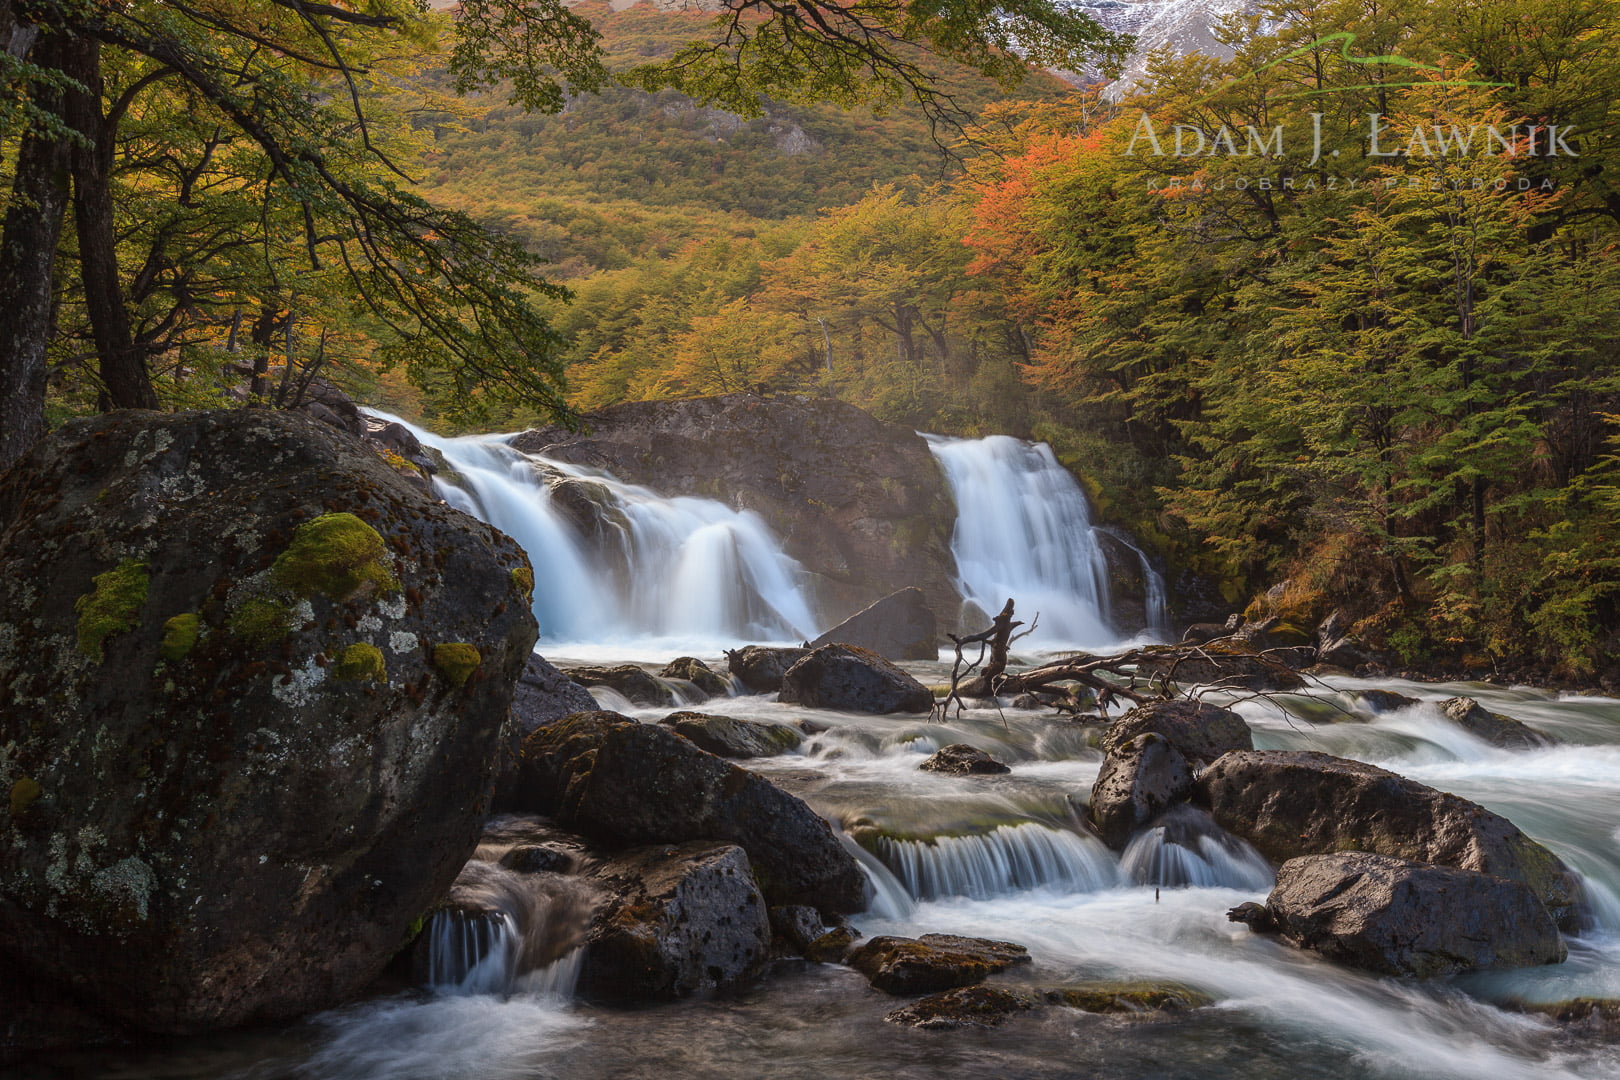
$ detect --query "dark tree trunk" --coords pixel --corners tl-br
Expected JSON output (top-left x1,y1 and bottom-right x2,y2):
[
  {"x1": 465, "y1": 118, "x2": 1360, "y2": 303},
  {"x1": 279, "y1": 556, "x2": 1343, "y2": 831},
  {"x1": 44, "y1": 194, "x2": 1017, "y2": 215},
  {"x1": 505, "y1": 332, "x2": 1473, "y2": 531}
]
[
  {"x1": 0, "y1": 32, "x2": 73, "y2": 468},
  {"x1": 65, "y1": 36, "x2": 158, "y2": 411}
]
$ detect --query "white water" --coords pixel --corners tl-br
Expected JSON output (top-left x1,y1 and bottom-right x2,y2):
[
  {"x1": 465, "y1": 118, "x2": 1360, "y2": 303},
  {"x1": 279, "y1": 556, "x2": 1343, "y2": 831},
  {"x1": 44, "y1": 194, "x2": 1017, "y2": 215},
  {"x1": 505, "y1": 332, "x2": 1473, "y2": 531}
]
[
  {"x1": 864, "y1": 823, "x2": 1122, "y2": 900},
  {"x1": 927, "y1": 434, "x2": 1167, "y2": 646},
  {"x1": 370, "y1": 412, "x2": 819, "y2": 650}
]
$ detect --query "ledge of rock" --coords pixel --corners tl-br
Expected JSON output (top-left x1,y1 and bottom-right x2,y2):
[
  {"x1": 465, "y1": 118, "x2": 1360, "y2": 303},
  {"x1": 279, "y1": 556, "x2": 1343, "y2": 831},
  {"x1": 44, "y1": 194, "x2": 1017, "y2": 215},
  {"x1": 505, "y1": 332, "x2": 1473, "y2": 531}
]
[
  {"x1": 506, "y1": 711, "x2": 866, "y2": 913},
  {"x1": 810, "y1": 587, "x2": 938, "y2": 661}
]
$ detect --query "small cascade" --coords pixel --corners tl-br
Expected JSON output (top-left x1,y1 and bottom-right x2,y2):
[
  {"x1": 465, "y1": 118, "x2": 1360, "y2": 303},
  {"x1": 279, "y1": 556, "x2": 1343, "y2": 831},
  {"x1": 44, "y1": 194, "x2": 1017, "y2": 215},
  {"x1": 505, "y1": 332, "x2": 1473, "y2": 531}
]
[
  {"x1": 422, "y1": 858, "x2": 597, "y2": 999},
  {"x1": 367, "y1": 411, "x2": 818, "y2": 646},
  {"x1": 927, "y1": 434, "x2": 1160, "y2": 646},
  {"x1": 863, "y1": 823, "x2": 1122, "y2": 901},
  {"x1": 1119, "y1": 806, "x2": 1274, "y2": 891}
]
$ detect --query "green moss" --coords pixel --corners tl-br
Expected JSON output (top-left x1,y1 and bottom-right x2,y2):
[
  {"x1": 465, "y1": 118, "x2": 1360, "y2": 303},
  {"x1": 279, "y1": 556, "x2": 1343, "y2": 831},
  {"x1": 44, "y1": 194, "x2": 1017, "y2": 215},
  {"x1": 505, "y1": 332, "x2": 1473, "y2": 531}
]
[
  {"x1": 334, "y1": 642, "x2": 386, "y2": 682},
  {"x1": 10, "y1": 777, "x2": 41, "y2": 818},
  {"x1": 229, "y1": 596, "x2": 294, "y2": 647},
  {"x1": 75, "y1": 559, "x2": 149, "y2": 661},
  {"x1": 510, "y1": 566, "x2": 534, "y2": 600},
  {"x1": 159, "y1": 612, "x2": 201, "y2": 661},
  {"x1": 272, "y1": 512, "x2": 397, "y2": 601},
  {"x1": 1045, "y1": 982, "x2": 1212, "y2": 1014},
  {"x1": 433, "y1": 642, "x2": 481, "y2": 687}
]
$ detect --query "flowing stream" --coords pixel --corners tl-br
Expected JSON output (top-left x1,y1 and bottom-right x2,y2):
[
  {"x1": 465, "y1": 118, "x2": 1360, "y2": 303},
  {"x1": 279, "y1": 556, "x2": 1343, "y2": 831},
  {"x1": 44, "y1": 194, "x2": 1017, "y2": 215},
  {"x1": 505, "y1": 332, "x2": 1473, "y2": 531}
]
[{"x1": 60, "y1": 671, "x2": 1620, "y2": 1080}]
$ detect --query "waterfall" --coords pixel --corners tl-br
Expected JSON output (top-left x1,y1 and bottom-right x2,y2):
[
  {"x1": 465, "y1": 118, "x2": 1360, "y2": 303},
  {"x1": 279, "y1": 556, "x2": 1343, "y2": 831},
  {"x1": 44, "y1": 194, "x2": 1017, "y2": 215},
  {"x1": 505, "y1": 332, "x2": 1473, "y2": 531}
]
[
  {"x1": 369, "y1": 412, "x2": 818, "y2": 647},
  {"x1": 426, "y1": 909, "x2": 524, "y2": 996},
  {"x1": 862, "y1": 823, "x2": 1122, "y2": 901},
  {"x1": 926, "y1": 434, "x2": 1166, "y2": 645},
  {"x1": 1118, "y1": 806, "x2": 1274, "y2": 891}
]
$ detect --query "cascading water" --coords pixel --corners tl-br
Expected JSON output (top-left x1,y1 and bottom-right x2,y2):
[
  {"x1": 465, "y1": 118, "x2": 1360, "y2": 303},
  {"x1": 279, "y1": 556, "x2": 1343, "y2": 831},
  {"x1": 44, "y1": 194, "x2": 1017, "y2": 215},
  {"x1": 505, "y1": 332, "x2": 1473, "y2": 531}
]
[
  {"x1": 1118, "y1": 805, "x2": 1275, "y2": 890},
  {"x1": 368, "y1": 412, "x2": 818, "y2": 648},
  {"x1": 926, "y1": 434, "x2": 1167, "y2": 646},
  {"x1": 864, "y1": 823, "x2": 1122, "y2": 901}
]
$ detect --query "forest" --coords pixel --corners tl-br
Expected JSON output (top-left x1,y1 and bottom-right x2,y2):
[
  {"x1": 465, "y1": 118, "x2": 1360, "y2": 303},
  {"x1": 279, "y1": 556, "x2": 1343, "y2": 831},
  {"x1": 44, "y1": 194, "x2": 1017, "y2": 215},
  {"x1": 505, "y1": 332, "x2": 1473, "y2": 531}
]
[{"x1": 6, "y1": 0, "x2": 1620, "y2": 679}]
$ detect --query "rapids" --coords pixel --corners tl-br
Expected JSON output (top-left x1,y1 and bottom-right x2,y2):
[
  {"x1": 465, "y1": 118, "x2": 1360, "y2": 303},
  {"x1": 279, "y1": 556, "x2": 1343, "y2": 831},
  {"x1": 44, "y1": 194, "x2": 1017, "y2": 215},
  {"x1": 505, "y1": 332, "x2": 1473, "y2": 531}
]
[{"x1": 54, "y1": 667, "x2": 1620, "y2": 1080}]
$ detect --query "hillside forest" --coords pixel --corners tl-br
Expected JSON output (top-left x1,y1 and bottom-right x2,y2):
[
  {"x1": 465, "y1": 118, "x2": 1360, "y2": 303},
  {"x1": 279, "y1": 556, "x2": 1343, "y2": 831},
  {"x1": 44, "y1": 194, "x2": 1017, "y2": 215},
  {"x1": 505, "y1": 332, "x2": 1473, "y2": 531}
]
[{"x1": 8, "y1": 0, "x2": 1620, "y2": 681}]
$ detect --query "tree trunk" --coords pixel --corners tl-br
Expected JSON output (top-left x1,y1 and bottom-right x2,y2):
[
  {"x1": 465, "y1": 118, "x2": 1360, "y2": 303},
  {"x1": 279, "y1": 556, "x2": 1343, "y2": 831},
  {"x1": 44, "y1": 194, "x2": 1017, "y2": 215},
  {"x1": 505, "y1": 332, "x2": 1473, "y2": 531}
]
[
  {"x1": 65, "y1": 36, "x2": 159, "y2": 411},
  {"x1": 958, "y1": 598, "x2": 1017, "y2": 697},
  {"x1": 0, "y1": 32, "x2": 73, "y2": 468}
]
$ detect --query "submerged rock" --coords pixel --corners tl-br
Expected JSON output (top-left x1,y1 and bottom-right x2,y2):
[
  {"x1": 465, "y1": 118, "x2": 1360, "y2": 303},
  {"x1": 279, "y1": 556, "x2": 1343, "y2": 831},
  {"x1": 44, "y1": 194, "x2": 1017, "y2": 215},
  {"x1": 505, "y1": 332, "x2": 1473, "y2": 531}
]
[
  {"x1": 1256, "y1": 852, "x2": 1566, "y2": 977},
  {"x1": 1089, "y1": 733, "x2": 1194, "y2": 850},
  {"x1": 1044, "y1": 982, "x2": 1213, "y2": 1014},
  {"x1": 1515, "y1": 998, "x2": 1620, "y2": 1041},
  {"x1": 562, "y1": 664, "x2": 675, "y2": 707},
  {"x1": 0, "y1": 410, "x2": 537, "y2": 1037},
  {"x1": 580, "y1": 842, "x2": 771, "y2": 1001},
  {"x1": 1197, "y1": 750, "x2": 1581, "y2": 926},
  {"x1": 508, "y1": 711, "x2": 866, "y2": 913},
  {"x1": 847, "y1": 934, "x2": 1031, "y2": 995},
  {"x1": 918, "y1": 744, "x2": 1011, "y2": 775},
  {"x1": 1101, "y1": 700, "x2": 1253, "y2": 765},
  {"x1": 726, "y1": 645, "x2": 810, "y2": 694},
  {"x1": 885, "y1": 986, "x2": 1040, "y2": 1029},
  {"x1": 1440, "y1": 697, "x2": 1558, "y2": 749},
  {"x1": 803, "y1": 925, "x2": 861, "y2": 963},
  {"x1": 1352, "y1": 689, "x2": 1420, "y2": 714},
  {"x1": 810, "y1": 587, "x2": 939, "y2": 661},
  {"x1": 779, "y1": 643, "x2": 934, "y2": 714},
  {"x1": 660, "y1": 656, "x2": 730, "y2": 698},
  {"x1": 659, "y1": 711, "x2": 803, "y2": 758}
]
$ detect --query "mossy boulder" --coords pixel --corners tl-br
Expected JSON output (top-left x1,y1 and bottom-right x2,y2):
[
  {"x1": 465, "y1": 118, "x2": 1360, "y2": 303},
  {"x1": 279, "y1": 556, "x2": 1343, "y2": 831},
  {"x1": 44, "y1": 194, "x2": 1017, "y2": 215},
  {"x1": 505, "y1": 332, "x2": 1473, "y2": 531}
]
[
  {"x1": 658, "y1": 656, "x2": 729, "y2": 698},
  {"x1": 0, "y1": 410, "x2": 538, "y2": 1043},
  {"x1": 885, "y1": 986, "x2": 1040, "y2": 1029},
  {"x1": 847, "y1": 933, "x2": 1031, "y2": 995},
  {"x1": 658, "y1": 711, "x2": 803, "y2": 758},
  {"x1": 1044, "y1": 982, "x2": 1212, "y2": 1014}
]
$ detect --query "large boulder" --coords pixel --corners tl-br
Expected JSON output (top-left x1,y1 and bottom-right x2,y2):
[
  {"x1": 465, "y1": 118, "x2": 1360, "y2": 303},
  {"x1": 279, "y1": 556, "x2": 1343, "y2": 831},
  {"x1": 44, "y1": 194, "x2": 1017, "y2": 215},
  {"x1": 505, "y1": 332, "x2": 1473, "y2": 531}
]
[
  {"x1": 918, "y1": 744, "x2": 1011, "y2": 776},
  {"x1": 1196, "y1": 751, "x2": 1581, "y2": 925},
  {"x1": 580, "y1": 842, "x2": 771, "y2": 1001},
  {"x1": 847, "y1": 934, "x2": 1031, "y2": 995},
  {"x1": 0, "y1": 410, "x2": 537, "y2": 1037},
  {"x1": 726, "y1": 645, "x2": 810, "y2": 694},
  {"x1": 810, "y1": 587, "x2": 938, "y2": 661},
  {"x1": 779, "y1": 644, "x2": 934, "y2": 714},
  {"x1": 1246, "y1": 852, "x2": 1566, "y2": 977},
  {"x1": 511, "y1": 653, "x2": 598, "y2": 733},
  {"x1": 1089, "y1": 733, "x2": 1194, "y2": 850},
  {"x1": 510, "y1": 394, "x2": 960, "y2": 621},
  {"x1": 1440, "y1": 697, "x2": 1557, "y2": 750},
  {"x1": 506, "y1": 711, "x2": 865, "y2": 913},
  {"x1": 658, "y1": 711, "x2": 803, "y2": 758},
  {"x1": 1101, "y1": 700, "x2": 1253, "y2": 765}
]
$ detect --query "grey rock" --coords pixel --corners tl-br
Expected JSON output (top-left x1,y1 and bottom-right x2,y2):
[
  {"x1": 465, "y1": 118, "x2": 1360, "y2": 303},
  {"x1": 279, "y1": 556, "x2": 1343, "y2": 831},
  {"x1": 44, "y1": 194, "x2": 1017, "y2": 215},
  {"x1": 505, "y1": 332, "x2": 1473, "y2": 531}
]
[
  {"x1": 810, "y1": 587, "x2": 938, "y2": 661},
  {"x1": 780, "y1": 644, "x2": 934, "y2": 714},
  {"x1": 1089, "y1": 733, "x2": 1195, "y2": 849}
]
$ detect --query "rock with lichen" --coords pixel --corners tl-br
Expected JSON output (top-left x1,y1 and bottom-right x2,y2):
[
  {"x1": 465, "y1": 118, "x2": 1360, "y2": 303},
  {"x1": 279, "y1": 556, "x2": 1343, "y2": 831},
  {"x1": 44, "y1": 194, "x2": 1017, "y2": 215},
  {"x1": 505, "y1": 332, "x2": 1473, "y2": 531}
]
[{"x1": 0, "y1": 410, "x2": 537, "y2": 1044}]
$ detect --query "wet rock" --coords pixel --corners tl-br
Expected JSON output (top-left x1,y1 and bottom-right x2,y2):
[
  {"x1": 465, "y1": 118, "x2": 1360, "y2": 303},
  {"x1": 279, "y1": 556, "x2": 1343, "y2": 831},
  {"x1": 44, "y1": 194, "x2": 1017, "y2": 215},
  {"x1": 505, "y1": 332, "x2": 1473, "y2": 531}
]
[
  {"x1": 580, "y1": 842, "x2": 770, "y2": 1001},
  {"x1": 561, "y1": 664, "x2": 675, "y2": 707},
  {"x1": 1259, "y1": 852, "x2": 1566, "y2": 977},
  {"x1": 1101, "y1": 700, "x2": 1253, "y2": 765},
  {"x1": 1044, "y1": 982, "x2": 1213, "y2": 1014},
  {"x1": 511, "y1": 394, "x2": 960, "y2": 621},
  {"x1": 918, "y1": 744, "x2": 1011, "y2": 775},
  {"x1": 884, "y1": 986, "x2": 1040, "y2": 1028},
  {"x1": 1318, "y1": 633, "x2": 1374, "y2": 670},
  {"x1": 659, "y1": 711, "x2": 803, "y2": 758},
  {"x1": 1352, "y1": 689, "x2": 1419, "y2": 713},
  {"x1": 1134, "y1": 643, "x2": 1306, "y2": 692},
  {"x1": 512, "y1": 653, "x2": 599, "y2": 731},
  {"x1": 1197, "y1": 750, "x2": 1581, "y2": 927},
  {"x1": 508, "y1": 711, "x2": 866, "y2": 913},
  {"x1": 499, "y1": 844, "x2": 575, "y2": 875},
  {"x1": 803, "y1": 925, "x2": 861, "y2": 963},
  {"x1": 1440, "y1": 697, "x2": 1558, "y2": 749},
  {"x1": 769, "y1": 904, "x2": 829, "y2": 953},
  {"x1": 726, "y1": 645, "x2": 810, "y2": 693},
  {"x1": 1225, "y1": 902, "x2": 1276, "y2": 932},
  {"x1": 1010, "y1": 693, "x2": 1044, "y2": 710},
  {"x1": 847, "y1": 934, "x2": 1031, "y2": 995},
  {"x1": 1089, "y1": 733, "x2": 1194, "y2": 850},
  {"x1": 810, "y1": 587, "x2": 938, "y2": 661},
  {"x1": 0, "y1": 410, "x2": 537, "y2": 1037},
  {"x1": 780, "y1": 644, "x2": 934, "y2": 714},
  {"x1": 1515, "y1": 998, "x2": 1620, "y2": 1040},
  {"x1": 659, "y1": 656, "x2": 730, "y2": 698}
]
